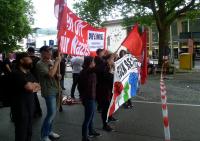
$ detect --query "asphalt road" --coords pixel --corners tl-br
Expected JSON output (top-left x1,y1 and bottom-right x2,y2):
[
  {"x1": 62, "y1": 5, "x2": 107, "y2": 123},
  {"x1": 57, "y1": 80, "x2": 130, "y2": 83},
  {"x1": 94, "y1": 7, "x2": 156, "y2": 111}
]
[{"x1": 0, "y1": 72, "x2": 200, "y2": 141}]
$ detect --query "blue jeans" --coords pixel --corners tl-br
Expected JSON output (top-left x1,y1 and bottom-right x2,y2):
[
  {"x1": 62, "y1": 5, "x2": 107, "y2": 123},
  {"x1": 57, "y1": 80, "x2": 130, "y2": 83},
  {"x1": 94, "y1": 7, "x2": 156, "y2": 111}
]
[
  {"x1": 82, "y1": 100, "x2": 96, "y2": 138},
  {"x1": 41, "y1": 95, "x2": 57, "y2": 138}
]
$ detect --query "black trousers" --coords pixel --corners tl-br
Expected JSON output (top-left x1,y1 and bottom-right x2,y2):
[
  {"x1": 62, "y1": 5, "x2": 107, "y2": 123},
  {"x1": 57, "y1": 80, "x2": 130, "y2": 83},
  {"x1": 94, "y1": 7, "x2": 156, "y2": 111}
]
[
  {"x1": 34, "y1": 92, "x2": 42, "y2": 116},
  {"x1": 71, "y1": 73, "x2": 80, "y2": 98},
  {"x1": 11, "y1": 95, "x2": 35, "y2": 141},
  {"x1": 101, "y1": 100, "x2": 110, "y2": 127},
  {"x1": 60, "y1": 74, "x2": 65, "y2": 89}
]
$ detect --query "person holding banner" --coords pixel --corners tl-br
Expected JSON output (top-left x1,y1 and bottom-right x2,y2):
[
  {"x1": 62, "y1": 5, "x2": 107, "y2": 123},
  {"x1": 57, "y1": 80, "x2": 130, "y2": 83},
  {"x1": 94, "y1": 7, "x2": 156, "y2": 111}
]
[
  {"x1": 36, "y1": 46, "x2": 61, "y2": 141},
  {"x1": 78, "y1": 56, "x2": 101, "y2": 141},
  {"x1": 119, "y1": 50, "x2": 134, "y2": 109},
  {"x1": 100, "y1": 53, "x2": 117, "y2": 132}
]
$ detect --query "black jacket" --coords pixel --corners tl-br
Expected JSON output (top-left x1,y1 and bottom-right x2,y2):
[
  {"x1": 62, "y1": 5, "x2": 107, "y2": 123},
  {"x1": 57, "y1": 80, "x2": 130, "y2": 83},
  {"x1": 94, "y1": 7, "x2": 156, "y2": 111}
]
[{"x1": 78, "y1": 68, "x2": 96, "y2": 102}]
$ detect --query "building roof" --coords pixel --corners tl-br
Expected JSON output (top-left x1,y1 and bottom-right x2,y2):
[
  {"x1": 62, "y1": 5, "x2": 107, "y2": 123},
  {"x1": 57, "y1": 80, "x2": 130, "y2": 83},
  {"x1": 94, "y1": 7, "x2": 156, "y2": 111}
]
[{"x1": 102, "y1": 19, "x2": 124, "y2": 26}]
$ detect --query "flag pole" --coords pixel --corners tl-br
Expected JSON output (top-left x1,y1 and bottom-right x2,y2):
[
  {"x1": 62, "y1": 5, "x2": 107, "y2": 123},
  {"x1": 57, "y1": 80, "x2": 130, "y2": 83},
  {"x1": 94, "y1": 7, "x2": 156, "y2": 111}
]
[
  {"x1": 54, "y1": 0, "x2": 67, "y2": 109},
  {"x1": 114, "y1": 45, "x2": 122, "y2": 54},
  {"x1": 57, "y1": 51, "x2": 62, "y2": 108}
]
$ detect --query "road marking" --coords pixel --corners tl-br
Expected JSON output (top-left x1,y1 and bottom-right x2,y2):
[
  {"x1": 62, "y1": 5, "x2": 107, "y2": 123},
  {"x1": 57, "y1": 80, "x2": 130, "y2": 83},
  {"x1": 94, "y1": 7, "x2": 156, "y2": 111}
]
[{"x1": 133, "y1": 100, "x2": 200, "y2": 107}]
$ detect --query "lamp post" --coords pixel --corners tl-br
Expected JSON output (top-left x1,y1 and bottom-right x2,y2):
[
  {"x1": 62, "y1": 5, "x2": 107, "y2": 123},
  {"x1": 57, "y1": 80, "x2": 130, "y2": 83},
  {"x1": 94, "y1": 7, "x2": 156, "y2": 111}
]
[{"x1": 170, "y1": 25, "x2": 174, "y2": 64}]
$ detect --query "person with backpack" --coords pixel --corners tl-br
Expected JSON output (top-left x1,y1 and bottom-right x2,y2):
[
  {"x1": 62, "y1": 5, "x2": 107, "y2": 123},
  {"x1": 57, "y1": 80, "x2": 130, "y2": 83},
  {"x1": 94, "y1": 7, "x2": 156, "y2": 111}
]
[
  {"x1": 10, "y1": 52, "x2": 41, "y2": 141},
  {"x1": 27, "y1": 47, "x2": 42, "y2": 118}
]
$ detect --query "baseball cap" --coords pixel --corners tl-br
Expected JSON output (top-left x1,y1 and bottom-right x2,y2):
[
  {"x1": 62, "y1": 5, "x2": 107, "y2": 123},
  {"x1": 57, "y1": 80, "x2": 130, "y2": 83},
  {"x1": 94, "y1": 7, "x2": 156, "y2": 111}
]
[{"x1": 39, "y1": 46, "x2": 52, "y2": 53}]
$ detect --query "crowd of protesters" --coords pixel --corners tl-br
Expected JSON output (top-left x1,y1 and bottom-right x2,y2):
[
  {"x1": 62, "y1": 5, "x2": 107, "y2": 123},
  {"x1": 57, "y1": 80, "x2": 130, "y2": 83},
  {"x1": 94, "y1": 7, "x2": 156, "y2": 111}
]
[{"x1": 0, "y1": 46, "x2": 137, "y2": 141}]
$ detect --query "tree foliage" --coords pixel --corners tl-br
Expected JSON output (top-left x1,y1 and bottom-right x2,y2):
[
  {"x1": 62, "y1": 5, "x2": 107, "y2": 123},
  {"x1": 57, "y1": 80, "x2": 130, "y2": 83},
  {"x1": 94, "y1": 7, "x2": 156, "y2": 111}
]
[
  {"x1": 0, "y1": 0, "x2": 34, "y2": 53},
  {"x1": 74, "y1": 0, "x2": 200, "y2": 64}
]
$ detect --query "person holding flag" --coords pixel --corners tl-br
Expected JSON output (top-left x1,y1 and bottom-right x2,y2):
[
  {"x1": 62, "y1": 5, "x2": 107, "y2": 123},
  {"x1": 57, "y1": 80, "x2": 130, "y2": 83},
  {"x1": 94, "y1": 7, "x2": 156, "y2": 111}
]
[{"x1": 36, "y1": 46, "x2": 61, "y2": 141}]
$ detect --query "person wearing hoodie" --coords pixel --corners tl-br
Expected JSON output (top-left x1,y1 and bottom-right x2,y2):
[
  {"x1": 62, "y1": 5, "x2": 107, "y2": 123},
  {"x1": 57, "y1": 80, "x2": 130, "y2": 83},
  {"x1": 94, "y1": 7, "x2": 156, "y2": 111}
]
[{"x1": 78, "y1": 56, "x2": 101, "y2": 141}]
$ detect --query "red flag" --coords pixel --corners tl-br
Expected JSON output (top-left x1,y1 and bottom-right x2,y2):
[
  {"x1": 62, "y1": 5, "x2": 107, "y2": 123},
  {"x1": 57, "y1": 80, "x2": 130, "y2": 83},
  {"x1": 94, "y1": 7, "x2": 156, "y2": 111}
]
[
  {"x1": 140, "y1": 29, "x2": 148, "y2": 84},
  {"x1": 54, "y1": 0, "x2": 67, "y2": 29},
  {"x1": 122, "y1": 24, "x2": 143, "y2": 59},
  {"x1": 57, "y1": 6, "x2": 106, "y2": 56}
]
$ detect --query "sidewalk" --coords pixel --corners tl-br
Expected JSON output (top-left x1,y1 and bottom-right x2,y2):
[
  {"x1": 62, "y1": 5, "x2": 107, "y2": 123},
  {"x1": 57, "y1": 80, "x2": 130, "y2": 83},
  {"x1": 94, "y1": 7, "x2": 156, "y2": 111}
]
[{"x1": 174, "y1": 59, "x2": 200, "y2": 72}]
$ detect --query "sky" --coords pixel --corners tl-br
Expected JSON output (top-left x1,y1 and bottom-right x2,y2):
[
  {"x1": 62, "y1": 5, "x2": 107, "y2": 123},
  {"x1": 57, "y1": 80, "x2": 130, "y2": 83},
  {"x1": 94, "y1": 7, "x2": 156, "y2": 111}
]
[{"x1": 32, "y1": 0, "x2": 76, "y2": 28}]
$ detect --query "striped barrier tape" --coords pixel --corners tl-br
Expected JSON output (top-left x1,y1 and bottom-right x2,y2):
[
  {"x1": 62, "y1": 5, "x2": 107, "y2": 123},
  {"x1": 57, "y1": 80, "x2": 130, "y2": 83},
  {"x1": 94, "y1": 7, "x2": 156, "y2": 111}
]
[{"x1": 160, "y1": 64, "x2": 171, "y2": 141}]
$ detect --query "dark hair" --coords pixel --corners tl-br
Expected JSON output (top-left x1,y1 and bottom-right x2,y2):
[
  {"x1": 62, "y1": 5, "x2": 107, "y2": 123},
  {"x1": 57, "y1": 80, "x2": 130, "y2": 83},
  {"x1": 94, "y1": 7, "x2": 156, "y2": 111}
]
[
  {"x1": 39, "y1": 46, "x2": 52, "y2": 53},
  {"x1": 104, "y1": 53, "x2": 113, "y2": 61},
  {"x1": 27, "y1": 47, "x2": 35, "y2": 53},
  {"x1": 96, "y1": 49, "x2": 104, "y2": 56},
  {"x1": 15, "y1": 52, "x2": 30, "y2": 67},
  {"x1": 52, "y1": 50, "x2": 59, "y2": 59},
  {"x1": 83, "y1": 56, "x2": 94, "y2": 69},
  {"x1": 119, "y1": 50, "x2": 127, "y2": 58}
]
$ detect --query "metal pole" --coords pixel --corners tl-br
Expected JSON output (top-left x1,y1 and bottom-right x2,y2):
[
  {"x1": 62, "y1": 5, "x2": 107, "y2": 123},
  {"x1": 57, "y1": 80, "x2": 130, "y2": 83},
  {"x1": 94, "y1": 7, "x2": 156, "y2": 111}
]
[{"x1": 170, "y1": 25, "x2": 174, "y2": 64}]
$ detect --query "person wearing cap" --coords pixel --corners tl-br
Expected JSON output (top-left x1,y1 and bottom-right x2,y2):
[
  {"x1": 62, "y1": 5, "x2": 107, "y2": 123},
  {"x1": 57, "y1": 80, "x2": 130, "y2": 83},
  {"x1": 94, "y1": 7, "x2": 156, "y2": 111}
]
[
  {"x1": 27, "y1": 47, "x2": 42, "y2": 118},
  {"x1": 36, "y1": 46, "x2": 61, "y2": 141},
  {"x1": 10, "y1": 52, "x2": 41, "y2": 141}
]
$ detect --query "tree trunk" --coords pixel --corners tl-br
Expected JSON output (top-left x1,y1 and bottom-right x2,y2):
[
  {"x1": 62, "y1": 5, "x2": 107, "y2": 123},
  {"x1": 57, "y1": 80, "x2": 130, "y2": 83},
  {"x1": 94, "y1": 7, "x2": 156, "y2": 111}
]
[{"x1": 158, "y1": 26, "x2": 170, "y2": 66}]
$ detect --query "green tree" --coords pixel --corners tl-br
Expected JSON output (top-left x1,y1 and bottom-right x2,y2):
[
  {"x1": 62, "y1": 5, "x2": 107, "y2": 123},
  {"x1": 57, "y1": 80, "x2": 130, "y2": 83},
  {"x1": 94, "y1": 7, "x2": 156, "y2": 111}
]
[
  {"x1": 0, "y1": 0, "x2": 34, "y2": 53},
  {"x1": 74, "y1": 0, "x2": 200, "y2": 65}
]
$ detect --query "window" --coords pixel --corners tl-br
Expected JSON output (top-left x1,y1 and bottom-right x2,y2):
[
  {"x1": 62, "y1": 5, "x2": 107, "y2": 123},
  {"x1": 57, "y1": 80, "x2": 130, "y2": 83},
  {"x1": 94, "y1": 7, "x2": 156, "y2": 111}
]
[
  {"x1": 181, "y1": 21, "x2": 188, "y2": 32},
  {"x1": 171, "y1": 22, "x2": 178, "y2": 36},
  {"x1": 190, "y1": 19, "x2": 200, "y2": 32}
]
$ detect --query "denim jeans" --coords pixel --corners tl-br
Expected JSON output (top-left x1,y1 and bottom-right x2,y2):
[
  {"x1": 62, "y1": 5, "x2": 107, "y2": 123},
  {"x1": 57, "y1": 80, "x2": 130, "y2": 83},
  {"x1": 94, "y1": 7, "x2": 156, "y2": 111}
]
[
  {"x1": 82, "y1": 99, "x2": 96, "y2": 138},
  {"x1": 41, "y1": 95, "x2": 57, "y2": 138}
]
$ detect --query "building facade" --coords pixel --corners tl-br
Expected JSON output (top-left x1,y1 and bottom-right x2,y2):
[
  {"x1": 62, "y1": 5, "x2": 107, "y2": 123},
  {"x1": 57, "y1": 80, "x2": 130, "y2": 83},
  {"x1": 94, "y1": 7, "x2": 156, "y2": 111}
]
[{"x1": 103, "y1": 17, "x2": 200, "y2": 60}]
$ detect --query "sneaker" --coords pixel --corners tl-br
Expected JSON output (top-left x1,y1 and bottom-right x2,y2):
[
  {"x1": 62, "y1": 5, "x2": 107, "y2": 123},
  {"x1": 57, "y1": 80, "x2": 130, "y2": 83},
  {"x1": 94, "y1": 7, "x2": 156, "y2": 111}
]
[
  {"x1": 103, "y1": 125, "x2": 113, "y2": 132},
  {"x1": 49, "y1": 132, "x2": 60, "y2": 139},
  {"x1": 88, "y1": 131, "x2": 101, "y2": 137},
  {"x1": 41, "y1": 137, "x2": 51, "y2": 141}
]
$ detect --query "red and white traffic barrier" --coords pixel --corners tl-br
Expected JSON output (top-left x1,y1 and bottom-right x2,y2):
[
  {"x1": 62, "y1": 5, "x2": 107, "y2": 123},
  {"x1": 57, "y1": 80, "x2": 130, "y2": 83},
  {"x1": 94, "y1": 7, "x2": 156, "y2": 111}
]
[{"x1": 160, "y1": 74, "x2": 171, "y2": 141}]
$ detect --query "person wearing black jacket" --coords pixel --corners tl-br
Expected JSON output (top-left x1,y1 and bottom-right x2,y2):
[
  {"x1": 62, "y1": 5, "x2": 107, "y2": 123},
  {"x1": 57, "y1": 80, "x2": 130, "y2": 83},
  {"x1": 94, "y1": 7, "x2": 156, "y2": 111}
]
[
  {"x1": 94, "y1": 49, "x2": 105, "y2": 112},
  {"x1": 100, "y1": 53, "x2": 117, "y2": 132},
  {"x1": 78, "y1": 56, "x2": 100, "y2": 141},
  {"x1": 10, "y1": 52, "x2": 41, "y2": 141},
  {"x1": 27, "y1": 47, "x2": 43, "y2": 117}
]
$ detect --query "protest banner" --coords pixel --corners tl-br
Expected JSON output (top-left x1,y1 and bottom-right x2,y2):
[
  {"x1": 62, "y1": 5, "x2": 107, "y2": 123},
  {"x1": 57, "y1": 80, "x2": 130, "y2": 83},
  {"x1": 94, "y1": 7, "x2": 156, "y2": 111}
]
[
  {"x1": 57, "y1": 6, "x2": 106, "y2": 56},
  {"x1": 107, "y1": 54, "x2": 141, "y2": 118}
]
